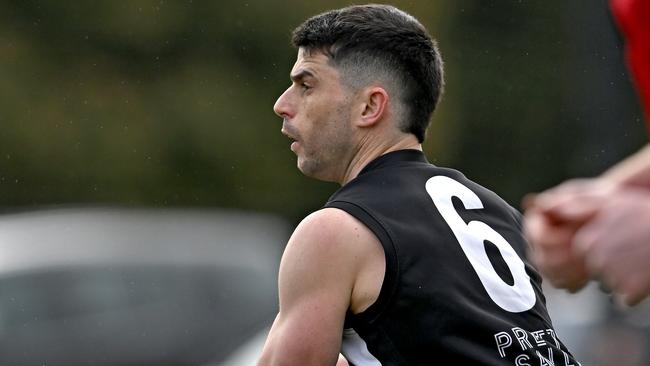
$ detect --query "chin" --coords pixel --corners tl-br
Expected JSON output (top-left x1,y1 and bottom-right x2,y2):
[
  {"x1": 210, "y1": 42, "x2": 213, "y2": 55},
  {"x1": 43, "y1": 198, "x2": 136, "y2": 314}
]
[
  {"x1": 297, "y1": 159, "x2": 328, "y2": 181},
  {"x1": 299, "y1": 164, "x2": 339, "y2": 183},
  {"x1": 296, "y1": 161, "x2": 316, "y2": 178}
]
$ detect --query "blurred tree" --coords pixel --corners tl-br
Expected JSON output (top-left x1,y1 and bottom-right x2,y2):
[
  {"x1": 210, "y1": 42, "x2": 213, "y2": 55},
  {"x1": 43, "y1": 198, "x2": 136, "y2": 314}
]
[{"x1": 0, "y1": 0, "x2": 644, "y2": 222}]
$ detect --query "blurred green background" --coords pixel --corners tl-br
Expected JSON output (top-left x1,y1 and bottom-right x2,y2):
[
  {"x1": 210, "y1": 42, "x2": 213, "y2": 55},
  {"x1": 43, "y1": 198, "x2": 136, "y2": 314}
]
[{"x1": 0, "y1": 0, "x2": 646, "y2": 221}]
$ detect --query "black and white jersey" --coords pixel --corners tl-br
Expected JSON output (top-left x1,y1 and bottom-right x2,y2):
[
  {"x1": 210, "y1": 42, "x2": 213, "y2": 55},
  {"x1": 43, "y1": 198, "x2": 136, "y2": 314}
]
[{"x1": 324, "y1": 150, "x2": 578, "y2": 366}]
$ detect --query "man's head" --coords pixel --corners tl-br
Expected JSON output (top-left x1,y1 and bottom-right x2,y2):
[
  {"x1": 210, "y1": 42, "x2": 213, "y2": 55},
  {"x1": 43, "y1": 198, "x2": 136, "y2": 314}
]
[
  {"x1": 274, "y1": 4, "x2": 444, "y2": 182},
  {"x1": 291, "y1": 4, "x2": 444, "y2": 142}
]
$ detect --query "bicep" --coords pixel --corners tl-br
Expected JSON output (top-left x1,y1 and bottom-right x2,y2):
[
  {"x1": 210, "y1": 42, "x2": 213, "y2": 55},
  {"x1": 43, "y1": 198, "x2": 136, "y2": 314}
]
[
  {"x1": 259, "y1": 209, "x2": 360, "y2": 366},
  {"x1": 261, "y1": 292, "x2": 347, "y2": 365}
]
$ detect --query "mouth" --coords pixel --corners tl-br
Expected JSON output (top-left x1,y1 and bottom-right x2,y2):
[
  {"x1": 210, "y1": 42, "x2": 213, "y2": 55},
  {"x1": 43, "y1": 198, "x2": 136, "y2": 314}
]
[
  {"x1": 281, "y1": 125, "x2": 300, "y2": 151},
  {"x1": 281, "y1": 130, "x2": 296, "y2": 141}
]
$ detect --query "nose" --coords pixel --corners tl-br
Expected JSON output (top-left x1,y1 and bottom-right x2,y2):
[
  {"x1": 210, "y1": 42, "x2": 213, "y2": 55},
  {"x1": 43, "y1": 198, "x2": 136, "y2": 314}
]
[{"x1": 273, "y1": 86, "x2": 294, "y2": 119}]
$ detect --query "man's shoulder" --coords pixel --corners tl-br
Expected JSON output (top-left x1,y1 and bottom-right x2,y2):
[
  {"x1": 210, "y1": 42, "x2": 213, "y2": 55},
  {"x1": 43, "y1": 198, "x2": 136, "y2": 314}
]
[
  {"x1": 283, "y1": 208, "x2": 381, "y2": 275},
  {"x1": 291, "y1": 208, "x2": 379, "y2": 252},
  {"x1": 297, "y1": 207, "x2": 359, "y2": 232},
  {"x1": 278, "y1": 208, "x2": 382, "y2": 307},
  {"x1": 280, "y1": 209, "x2": 367, "y2": 290},
  {"x1": 287, "y1": 208, "x2": 385, "y2": 315}
]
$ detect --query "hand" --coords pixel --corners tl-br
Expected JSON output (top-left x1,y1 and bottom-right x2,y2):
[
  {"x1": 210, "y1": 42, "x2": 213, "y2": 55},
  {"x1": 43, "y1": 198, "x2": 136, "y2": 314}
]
[
  {"x1": 524, "y1": 178, "x2": 616, "y2": 224},
  {"x1": 572, "y1": 188, "x2": 650, "y2": 306},
  {"x1": 523, "y1": 179, "x2": 612, "y2": 292},
  {"x1": 524, "y1": 207, "x2": 590, "y2": 292}
]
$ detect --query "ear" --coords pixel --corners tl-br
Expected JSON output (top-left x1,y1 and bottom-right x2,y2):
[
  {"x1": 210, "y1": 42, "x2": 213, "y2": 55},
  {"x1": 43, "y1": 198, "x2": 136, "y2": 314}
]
[{"x1": 357, "y1": 87, "x2": 389, "y2": 127}]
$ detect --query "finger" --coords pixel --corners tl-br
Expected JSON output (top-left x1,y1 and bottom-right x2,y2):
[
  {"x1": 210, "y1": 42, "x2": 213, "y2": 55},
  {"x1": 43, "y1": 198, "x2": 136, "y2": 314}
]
[
  {"x1": 524, "y1": 213, "x2": 590, "y2": 292},
  {"x1": 617, "y1": 276, "x2": 650, "y2": 306},
  {"x1": 599, "y1": 263, "x2": 649, "y2": 306},
  {"x1": 531, "y1": 180, "x2": 609, "y2": 224},
  {"x1": 523, "y1": 210, "x2": 547, "y2": 247},
  {"x1": 534, "y1": 200, "x2": 600, "y2": 231},
  {"x1": 534, "y1": 247, "x2": 589, "y2": 292},
  {"x1": 522, "y1": 181, "x2": 584, "y2": 213},
  {"x1": 521, "y1": 193, "x2": 539, "y2": 211},
  {"x1": 571, "y1": 223, "x2": 600, "y2": 258},
  {"x1": 533, "y1": 179, "x2": 595, "y2": 206},
  {"x1": 622, "y1": 292, "x2": 646, "y2": 307},
  {"x1": 571, "y1": 211, "x2": 616, "y2": 264},
  {"x1": 525, "y1": 210, "x2": 581, "y2": 255}
]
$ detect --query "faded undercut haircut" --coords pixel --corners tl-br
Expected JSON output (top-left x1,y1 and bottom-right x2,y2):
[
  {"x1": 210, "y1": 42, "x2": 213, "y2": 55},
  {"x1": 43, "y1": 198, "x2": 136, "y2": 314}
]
[{"x1": 291, "y1": 4, "x2": 444, "y2": 143}]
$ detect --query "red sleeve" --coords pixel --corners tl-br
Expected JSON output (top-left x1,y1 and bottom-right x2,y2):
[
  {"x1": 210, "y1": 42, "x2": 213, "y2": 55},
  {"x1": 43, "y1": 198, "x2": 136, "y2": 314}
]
[{"x1": 610, "y1": 0, "x2": 650, "y2": 130}]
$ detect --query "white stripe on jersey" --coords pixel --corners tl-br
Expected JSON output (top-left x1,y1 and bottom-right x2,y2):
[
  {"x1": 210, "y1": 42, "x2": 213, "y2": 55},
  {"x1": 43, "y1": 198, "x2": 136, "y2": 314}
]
[{"x1": 341, "y1": 328, "x2": 382, "y2": 366}]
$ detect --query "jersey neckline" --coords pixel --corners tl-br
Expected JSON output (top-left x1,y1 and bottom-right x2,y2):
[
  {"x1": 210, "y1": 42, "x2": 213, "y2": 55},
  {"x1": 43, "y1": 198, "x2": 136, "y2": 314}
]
[{"x1": 357, "y1": 149, "x2": 430, "y2": 178}]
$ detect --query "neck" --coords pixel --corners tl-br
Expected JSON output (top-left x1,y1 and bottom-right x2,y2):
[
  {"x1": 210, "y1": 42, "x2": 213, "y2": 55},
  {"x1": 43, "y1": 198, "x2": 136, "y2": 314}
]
[{"x1": 339, "y1": 135, "x2": 422, "y2": 185}]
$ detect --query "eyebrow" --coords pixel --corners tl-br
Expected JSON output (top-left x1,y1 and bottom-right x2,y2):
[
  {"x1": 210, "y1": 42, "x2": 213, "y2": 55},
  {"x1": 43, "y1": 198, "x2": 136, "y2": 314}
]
[{"x1": 290, "y1": 69, "x2": 316, "y2": 83}]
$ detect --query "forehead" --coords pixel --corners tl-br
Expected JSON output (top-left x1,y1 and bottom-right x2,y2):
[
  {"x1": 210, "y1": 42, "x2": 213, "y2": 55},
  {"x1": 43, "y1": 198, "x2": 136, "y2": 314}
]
[{"x1": 290, "y1": 48, "x2": 340, "y2": 80}]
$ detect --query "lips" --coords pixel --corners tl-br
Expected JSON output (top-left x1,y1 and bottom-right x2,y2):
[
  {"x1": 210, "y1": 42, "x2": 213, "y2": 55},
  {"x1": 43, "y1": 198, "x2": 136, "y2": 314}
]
[
  {"x1": 281, "y1": 123, "x2": 300, "y2": 150},
  {"x1": 281, "y1": 129, "x2": 296, "y2": 141}
]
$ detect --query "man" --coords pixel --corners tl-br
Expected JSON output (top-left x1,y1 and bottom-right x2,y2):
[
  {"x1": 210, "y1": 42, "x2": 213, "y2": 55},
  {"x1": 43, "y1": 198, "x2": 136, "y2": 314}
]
[
  {"x1": 258, "y1": 5, "x2": 578, "y2": 365},
  {"x1": 523, "y1": 0, "x2": 650, "y2": 307}
]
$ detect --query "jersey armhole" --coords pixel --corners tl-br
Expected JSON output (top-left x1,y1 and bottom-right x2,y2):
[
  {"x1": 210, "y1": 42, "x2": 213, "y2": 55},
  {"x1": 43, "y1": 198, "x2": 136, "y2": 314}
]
[{"x1": 324, "y1": 200, "x2": 399, "y2": 326}]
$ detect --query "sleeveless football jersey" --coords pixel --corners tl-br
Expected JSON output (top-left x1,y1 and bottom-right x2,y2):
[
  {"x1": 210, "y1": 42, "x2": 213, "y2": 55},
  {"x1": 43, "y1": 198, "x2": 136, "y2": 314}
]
[{"x1": 324, "y1": 149, "x2": 578, "y2": 366}]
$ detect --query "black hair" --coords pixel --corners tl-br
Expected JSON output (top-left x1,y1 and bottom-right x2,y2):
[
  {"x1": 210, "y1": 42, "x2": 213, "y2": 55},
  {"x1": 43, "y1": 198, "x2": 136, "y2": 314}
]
[{"x1": 291, "y1": 4, "x2": 444, "y2": 142}]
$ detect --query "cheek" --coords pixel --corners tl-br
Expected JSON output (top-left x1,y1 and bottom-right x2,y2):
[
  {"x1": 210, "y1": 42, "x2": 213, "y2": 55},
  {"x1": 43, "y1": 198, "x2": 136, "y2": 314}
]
[
  {"x1": 297, "y1": 103, "x2": 324, "y2": 138},
  {"x1": 297, "y1": 92, "x2": 348, "y2": 144}
]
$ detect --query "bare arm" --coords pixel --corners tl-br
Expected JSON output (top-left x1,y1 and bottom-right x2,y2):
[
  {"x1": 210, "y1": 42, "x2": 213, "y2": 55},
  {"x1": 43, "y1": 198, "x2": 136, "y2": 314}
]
[
  {"x1": 603, "y1": 143, "x2": 650, "y2": 186},
  {"x1": 569, "y1": 188, "x2": 650, "y2": 305},
  {"x1": 257, "y1": 208, "x2": 382, "y2": 365}
]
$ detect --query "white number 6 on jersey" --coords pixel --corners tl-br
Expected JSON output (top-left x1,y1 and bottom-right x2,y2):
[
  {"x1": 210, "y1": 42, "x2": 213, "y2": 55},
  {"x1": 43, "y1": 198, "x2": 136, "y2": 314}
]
[{"x1": 426, "y1": 175, "x2": 536, "y2": 313}]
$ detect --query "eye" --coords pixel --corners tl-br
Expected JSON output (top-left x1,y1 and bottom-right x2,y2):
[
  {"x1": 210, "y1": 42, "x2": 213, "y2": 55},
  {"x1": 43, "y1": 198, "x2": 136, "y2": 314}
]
[{"x1": 300, "y1": 82, "x2": 311, "y2": 91}]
